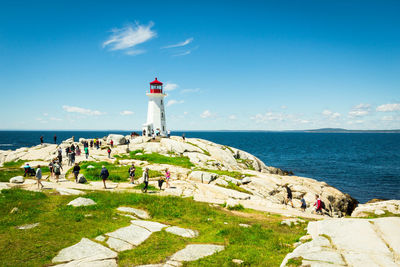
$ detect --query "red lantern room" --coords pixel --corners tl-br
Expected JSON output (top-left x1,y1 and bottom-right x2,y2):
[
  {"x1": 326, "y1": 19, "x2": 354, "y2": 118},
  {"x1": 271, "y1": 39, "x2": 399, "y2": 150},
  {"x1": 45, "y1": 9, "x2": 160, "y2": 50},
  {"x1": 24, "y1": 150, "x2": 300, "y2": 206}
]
[{"x1": 150, "y1": 77, "x2": 163, "y2": 94}]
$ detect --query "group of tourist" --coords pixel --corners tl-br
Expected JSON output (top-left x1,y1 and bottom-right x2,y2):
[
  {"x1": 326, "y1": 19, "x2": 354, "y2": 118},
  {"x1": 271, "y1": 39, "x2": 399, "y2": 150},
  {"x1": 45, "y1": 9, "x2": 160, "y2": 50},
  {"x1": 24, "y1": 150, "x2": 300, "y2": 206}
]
[{"x1": 285, "y1": 185, "x2": 324, "y2": 214}]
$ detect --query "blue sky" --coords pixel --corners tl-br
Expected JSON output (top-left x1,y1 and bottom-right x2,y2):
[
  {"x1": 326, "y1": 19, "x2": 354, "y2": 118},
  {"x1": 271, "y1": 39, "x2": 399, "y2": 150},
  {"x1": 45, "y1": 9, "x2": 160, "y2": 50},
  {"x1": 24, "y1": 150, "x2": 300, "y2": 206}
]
[{"x1": 0, "y1": 0, "x2": 399, "y2": 130}]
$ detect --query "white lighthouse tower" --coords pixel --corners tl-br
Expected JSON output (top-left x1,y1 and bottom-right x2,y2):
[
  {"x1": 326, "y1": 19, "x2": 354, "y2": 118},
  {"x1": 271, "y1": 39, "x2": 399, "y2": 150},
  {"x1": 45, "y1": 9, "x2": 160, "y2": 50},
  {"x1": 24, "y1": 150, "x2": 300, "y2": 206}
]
[{"x1": 142, "y1": 77, "x2": 167, "y2": 137}]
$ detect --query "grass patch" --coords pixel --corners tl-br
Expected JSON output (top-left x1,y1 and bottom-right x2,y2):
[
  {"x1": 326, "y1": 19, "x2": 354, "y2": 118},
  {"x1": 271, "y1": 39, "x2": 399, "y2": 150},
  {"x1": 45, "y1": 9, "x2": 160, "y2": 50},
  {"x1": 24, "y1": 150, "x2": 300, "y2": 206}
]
[
  {"x1": 218, "y1": 181, "x2": 253, "y2": 195},
  {"x1": 287, "y1": 257, "x2": 303, "y2": 266},
  {"x1": 120, "y1": 151, "x2": 194, "y2": 169},
  {"x1": 236, "y1": 158, "x2": 256, "y2": 170},
  {"x1": 227, "y1": 204, "x2": 245, "y2": 211},
  {"x1": 0, "y1": 160, "x2": 50, "y2": 182},
  {"x1": 79, "y1": 161, "x2": 162, "y2": 182},
  {"x1": 0, "y1": 188, "x2": 307, "y2": 267},
  {"x1": 132, "y1": 183, "x2": 159, "y2": 191}
]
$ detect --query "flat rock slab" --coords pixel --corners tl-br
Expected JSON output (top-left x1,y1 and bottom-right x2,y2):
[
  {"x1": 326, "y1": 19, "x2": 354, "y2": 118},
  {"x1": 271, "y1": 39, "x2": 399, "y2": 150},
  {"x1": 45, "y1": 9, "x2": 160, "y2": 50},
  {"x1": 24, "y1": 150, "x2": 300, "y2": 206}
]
[
  {"x1": 165, "y1": 226, "x2": 198, "y2": 238},
  {"x1": 117, "y1": 206, "x2": 150, "y2": 219},
  {"x1": 131, "y1": 220, "x2": 168, "y2": 232},
  {"x1": 281, "y1": 217, "x2": 400, "y2": 267},
  {"x1": 0, "y1": 182, "x2": 9, "y2": 190},
  {"x1": 95, "y1": 235, "x2": 106, "y2": 242},
  {"x1": 106, "y1": 237, "x2": 133, "y2": 252},
  {"x1": 54, "y1": 259, "x2": 117, "y2": 267},
  {"x1": 105, "y1": 224, "x2": 152, "y2": 246},
  {"x1": 52, "y1": 238, "x2": 117, "y2": 264},
  {"x1": 57, "y1": 188, "x2": 85, "y2": 196},
  {"x1": 67, "y1": 197, "x2": 96, "y2": 207},
  {"x1": 17, "y1": 223, "x2": 39, "y2": 230},
  {"x1": 170, "y1": 244, "x2": 225, "y2": 262}
]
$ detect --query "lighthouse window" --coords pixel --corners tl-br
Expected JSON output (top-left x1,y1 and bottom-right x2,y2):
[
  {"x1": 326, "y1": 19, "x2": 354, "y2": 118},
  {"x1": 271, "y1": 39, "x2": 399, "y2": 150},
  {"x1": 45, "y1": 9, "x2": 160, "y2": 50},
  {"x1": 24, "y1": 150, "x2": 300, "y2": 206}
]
[{"x1": 161, "y1": 112, "x2": 164, "y2": 118}]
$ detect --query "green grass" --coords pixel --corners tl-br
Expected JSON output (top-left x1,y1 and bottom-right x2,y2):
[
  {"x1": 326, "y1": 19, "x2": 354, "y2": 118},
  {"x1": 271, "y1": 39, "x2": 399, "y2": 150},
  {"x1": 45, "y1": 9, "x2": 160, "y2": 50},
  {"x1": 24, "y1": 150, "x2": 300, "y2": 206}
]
[
  {"x1": 132, "y1": 183, "x2": 159, "y2": 191},
  {"x1": 119, "y1": 151, "x2": 195, "y2": 169},
  {"x1": 0, "y1": 188, "x2": 307, "y2": 267},
  {"x1": 199, "y1": 168, "x2": 252, "y2": 180},
  {"x1": 78, "y1": 161, "x2": 162, "y2": 182},
  {"x1": 0, "y1": 160, "x2": 50, "y2": 182},
  {"x1": 186, "y1": 142, "x2": 211, "y2": 156},
  {"x1": 287, "y1": 257, "x2": 303, "y2": 266},
  {"x1": 227, "y1": 204, "x2": 245, "y2": 211},
  {"x1": 236, "y1": 158, "x2": 256, "y2": 170},
  {"x1": 217, "y1": 181, "x2": 253, "y2": 195}
]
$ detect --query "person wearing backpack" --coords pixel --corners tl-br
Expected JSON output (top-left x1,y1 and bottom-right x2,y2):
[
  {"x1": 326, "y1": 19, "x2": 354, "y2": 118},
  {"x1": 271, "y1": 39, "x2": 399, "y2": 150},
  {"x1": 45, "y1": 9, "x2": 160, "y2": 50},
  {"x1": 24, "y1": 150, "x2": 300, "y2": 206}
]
[
  {"x1": 129, "y1": 163, "x2": 136, "y2": 184},
  {"x1": 314, "y1": 194, "x2": 323, "y2": 215},
  {"x1": 100, "y1": 165, "x2": 109, "y2": 189},
  {"x1": 73, "y1": 163, "x2": 81, "y2": 183},
  {"x1": 53, "y1": 161, "x2": 62, "y2": 183}
]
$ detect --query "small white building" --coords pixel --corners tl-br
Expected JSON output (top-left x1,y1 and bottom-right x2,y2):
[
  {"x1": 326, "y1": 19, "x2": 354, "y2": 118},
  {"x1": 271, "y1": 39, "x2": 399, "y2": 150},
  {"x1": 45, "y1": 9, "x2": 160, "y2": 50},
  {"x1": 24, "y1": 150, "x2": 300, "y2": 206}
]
[{"x1": 142, "y1": 77, "x2": 167, "y2": 136}]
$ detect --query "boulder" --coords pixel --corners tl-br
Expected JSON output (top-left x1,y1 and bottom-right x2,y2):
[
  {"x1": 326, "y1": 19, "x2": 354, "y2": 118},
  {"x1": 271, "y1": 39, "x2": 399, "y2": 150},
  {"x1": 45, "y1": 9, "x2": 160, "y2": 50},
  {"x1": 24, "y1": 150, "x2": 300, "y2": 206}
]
[
  {"x1": 9, "y1": 176, "x2": 24, "y2": 183},
  {"x1": 107, "y1": 134, "x2": 126, "y2": 145},
  {"x1": 241, "y1": 177, "x2": 251, "y2": 184},
  {"x1": 87, "y1": 165, "x2": 95, "y2": 169},
  {"x1": 67, "y1": 197, "x2": 96, "y2": 207},
  {"x1": 375, "y1": 209, "x2": 385, "y2": 215},
  {"x1": 188, "y1": 171, "x2": 218, "y2": 184},
  {"x1": 352, "y1": 200, "x2": 400, "y2": 217},
  {"x1": 78, "y1": 175, "x2": 87, "y2": 184},
  {"x1": 57, "y1": 188, "x2": 85, "y2": 196}
]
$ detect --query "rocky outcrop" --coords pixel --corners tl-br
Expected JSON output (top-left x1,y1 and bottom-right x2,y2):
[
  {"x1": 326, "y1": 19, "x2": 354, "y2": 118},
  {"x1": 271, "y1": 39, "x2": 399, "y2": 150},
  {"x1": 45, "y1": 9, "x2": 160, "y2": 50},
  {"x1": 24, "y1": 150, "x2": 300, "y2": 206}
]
[
  {"x1": 352, "y1": 200, "x2": 400, "y2": 217},
  {"x1": 106, "y1": 134, "x2": 126, "y2": 145}
]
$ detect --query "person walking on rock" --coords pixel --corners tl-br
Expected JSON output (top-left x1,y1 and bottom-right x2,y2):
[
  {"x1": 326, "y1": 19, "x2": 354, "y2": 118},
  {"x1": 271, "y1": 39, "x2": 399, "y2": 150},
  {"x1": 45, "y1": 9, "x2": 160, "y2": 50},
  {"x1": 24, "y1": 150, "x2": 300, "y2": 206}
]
[
  {"x1": 40, "y1": 136, "x2": 44, "y2": 145},
  {"x1": 158, "y1": 175, "x2": 165, "y2": 190},
  {"x1": 142, "y1": 168, "x2": 149, "y2": 193},
  {"x1": 48, "y1": 160, "x2": 55, "y2": 180},
  {"x1": 73, "y1": 163, "x2": 80, "y2": 183},
  {"x1": 100, "y1": 165, "x2": 109, "y2": 189},
  {"x1": 35, "y1": 165, "x2": 44, "y2": 189},
  {"x1": 84, "y1": 146, "x2": 89, "y2": 159},
  {"x1": 57, "y1": 147, "x2": 62, "y2": 163},
  {"x1": 53, "y1": 161, "x2": 62, "y2": 183},
  {"x1": 285, "y1": 185, "x2": 294, "y2": 208},
  {"x1": 110, "y1": 140, "x2": 114, "y2": 148},
  {"x1": 165, "y1": 168, "x2": 171, "y2": 188},
  {"x1": 107, "y1": 147, "x2": 111, "y2": 159},
  {"x1": 129, "y1": 163, "x2": 136, "y2": 184},
  {"x1": 314, "y1": 194, "x2": 322, "y2": 214},
  {"x1": 301, "y1": 196, "x2": 307, "y2": 211}
]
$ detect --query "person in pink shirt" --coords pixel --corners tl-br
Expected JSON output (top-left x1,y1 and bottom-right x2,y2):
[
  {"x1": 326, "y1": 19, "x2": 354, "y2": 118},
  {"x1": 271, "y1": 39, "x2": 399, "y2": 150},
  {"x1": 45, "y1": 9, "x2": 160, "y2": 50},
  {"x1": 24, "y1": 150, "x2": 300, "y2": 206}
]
[{"x1": 165, "y1": 168, "x2": 171, "y2": 188}]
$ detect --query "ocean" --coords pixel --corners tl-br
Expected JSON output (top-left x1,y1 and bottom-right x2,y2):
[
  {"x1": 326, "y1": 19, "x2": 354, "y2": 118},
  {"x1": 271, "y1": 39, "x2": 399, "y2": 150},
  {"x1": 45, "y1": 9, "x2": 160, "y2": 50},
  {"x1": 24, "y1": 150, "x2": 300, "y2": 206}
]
[{"x1": 0, "y1": 130, "x2": 399, "y2": 203}]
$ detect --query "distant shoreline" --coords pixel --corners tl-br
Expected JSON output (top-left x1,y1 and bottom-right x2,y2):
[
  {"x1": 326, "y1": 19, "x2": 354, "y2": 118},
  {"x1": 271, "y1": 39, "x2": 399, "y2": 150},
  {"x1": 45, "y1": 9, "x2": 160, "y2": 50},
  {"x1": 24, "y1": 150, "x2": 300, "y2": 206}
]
[{"x1": 0, "y1": 128, "x2": 399, "y2": 133}]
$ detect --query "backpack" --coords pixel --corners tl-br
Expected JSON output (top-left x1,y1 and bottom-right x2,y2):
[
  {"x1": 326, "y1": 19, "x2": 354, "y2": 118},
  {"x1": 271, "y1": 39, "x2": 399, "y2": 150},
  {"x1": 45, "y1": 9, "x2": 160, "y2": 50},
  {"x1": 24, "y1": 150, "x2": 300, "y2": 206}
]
[
  {"x1": 320, "y1": 200, "x2": 326, "y2": 210},
  {"x1": 54, "y1": 164, "x2": 60, "y2": 173}
]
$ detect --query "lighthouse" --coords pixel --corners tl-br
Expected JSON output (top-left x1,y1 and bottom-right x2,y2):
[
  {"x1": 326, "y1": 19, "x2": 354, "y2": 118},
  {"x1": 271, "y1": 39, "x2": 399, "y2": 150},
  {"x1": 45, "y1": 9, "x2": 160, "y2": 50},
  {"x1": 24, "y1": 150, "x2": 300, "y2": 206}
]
[{"x1": 142, "y1": 78, "x2": 167, "y2": 137}]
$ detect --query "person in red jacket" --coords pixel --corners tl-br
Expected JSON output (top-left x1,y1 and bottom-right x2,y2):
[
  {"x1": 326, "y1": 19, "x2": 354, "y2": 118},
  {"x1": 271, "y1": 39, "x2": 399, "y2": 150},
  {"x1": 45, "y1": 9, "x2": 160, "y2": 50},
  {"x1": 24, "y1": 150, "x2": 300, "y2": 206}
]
[
  {"x1": 314, "y1": 194, "x2": 322, "y2": 214},
  {"x1": 110, "y1": 139, "x2": 114, "y2": 147},
  {"x1": 107, "y1": 147, "x2": 111, "y2": 158}
]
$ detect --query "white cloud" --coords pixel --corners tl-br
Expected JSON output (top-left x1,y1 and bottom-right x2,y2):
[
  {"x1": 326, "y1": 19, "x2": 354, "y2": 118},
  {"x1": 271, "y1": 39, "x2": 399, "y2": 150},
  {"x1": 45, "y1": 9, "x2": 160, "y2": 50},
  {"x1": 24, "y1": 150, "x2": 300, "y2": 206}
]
[
  {"x1": 103, "y1": 22, "x2": 156, "y2": 55},
  {"x1": 376, "y1": 103, "x2": 400, "y2": 112},
  {"x1": 348, "y1": 103, "x2": 371, "y2": 117},
  {"x1": 62, "y1": 105, "x2": 105, "y2": 116},
  {"x1": 36, "y1": 118, "x2": 48, "y2": 124},
  {"x1": 181, "y1": 88, "x2": 200, "y2": 94},
  {"x1": 250, "y1": 112, "x2": 290, "y2": 123},
  {"x1": 172, "y1": 50, "x2": 191, "y2": 57},
  {"x1": 162, "y1": 37, "x2": 193, "y2": 49},
  {"x1": 228, "y1": 115, "x2": 237, "y2": 120},
  {"x1": 164, "y1": 83, "x2": 179, "y2": 91},
  {"x1": 322, "y1": 110, "x2": 341, "y2": 120},
  {"x1": 200, "y1": 110, "x2": 214, "y2": 118},
  {"x1": 120, "y1": 110, "x2": 134, "y2": 116},
  {"x1": 43, "y1": 113, "x2": 49, "y2": 116},
  {"x1": 183, "y1": 111, "x2": 189, "y2": 115},
  {"x1": 281, "y1": 105, "x2": 287, "y2": 109},
  {"x1": 167, "y1": 99, "x2": 184, "y2": 107},
  {"x1": 347, "y1": 120, "x2": 364, "y2": 124},
  {"x1": 381, "y1": 116, "x2": 393, "y2": 121}
]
